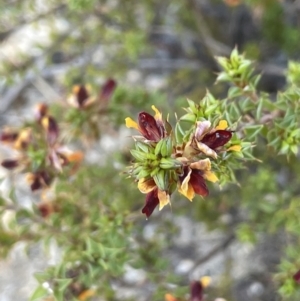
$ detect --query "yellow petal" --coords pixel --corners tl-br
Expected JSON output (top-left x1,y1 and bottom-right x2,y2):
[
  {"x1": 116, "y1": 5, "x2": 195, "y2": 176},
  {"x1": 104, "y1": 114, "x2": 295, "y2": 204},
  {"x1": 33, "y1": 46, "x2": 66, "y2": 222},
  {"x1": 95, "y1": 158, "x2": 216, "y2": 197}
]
[
  {"x1": 190, "y1": 158, "x2": 211, "y2": 171},
  {"x1": 200, "y1": 276, "x2": 211, "y2": 288},
  {"x1": 178, "y1": 182, "x2": 194, "y2": 201},
  {"x1": 138, "y1": 178, "x2": 156, "y2": 193},
  {"x1": 178, "y1": 169, "x2": 195, "y2": 201},
  {"x1": 72, "y1": 85, "x2": 81, "y2": 94},
  {"x1": 158, "y1": 190, "x2": 170, "y2": 210},
  {"x1": 125, "y1": 117, "x2": 139, "y2": 130},
  {"x1": 151, "y1": 105, "x2": 162, "y2": 120},
  {"x1": 65, "y1": 151, "x2": 84, "y2": 162},
  {"x1": 227, "y1": 145, "x2": 242, "y2": 152},
  {"x1": 196, "y1": 141, "x2": 217, "y2": 159},
  {"x1": 165, "y1": 294, "x2": 178, "y2": 301},
  {"x1": 203, "y1": 170, "x2": 218, "y2": 183},
  {"x1": 78, "y1": 289, "x2": 96, "y2": 301},
  {"x1": 216, "y1": 119, "x2": 228, "y2": 130}
]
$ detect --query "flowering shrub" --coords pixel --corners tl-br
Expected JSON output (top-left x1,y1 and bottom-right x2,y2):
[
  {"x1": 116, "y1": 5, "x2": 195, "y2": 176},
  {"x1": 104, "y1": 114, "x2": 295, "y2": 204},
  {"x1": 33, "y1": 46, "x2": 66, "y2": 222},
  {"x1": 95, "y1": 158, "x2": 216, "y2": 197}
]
[{"x1": 1, "y1": 49, "x2": 300, "y2": 301}]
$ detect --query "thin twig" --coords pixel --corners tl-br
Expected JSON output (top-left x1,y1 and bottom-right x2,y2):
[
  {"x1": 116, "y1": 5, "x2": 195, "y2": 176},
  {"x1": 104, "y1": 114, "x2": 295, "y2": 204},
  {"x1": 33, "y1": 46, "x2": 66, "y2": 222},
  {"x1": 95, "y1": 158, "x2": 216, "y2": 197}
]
[{"x1": 189, "y1": 231, "x2": 236, "y2": 273}]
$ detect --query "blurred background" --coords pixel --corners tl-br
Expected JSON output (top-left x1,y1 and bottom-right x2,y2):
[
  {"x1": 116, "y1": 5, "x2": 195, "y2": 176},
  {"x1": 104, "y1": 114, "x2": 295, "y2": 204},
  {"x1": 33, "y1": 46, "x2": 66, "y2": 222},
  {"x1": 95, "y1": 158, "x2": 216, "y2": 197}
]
[{"x1": 1, "y1": 0, "x2": 300, "y2": 300}]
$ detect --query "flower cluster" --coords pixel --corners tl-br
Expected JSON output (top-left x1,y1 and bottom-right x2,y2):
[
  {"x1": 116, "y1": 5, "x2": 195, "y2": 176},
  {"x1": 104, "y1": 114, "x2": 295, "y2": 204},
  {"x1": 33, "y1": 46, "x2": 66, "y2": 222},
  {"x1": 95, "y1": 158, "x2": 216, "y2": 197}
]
[
  {"x1": 0, "y1": 104, "x2": 83, "y2": 192},
  {"x1": 165, "y1": 277, "x2": 226, "y2": 301},
  {"x1": 125, "y1": 101, "x2": 241, "y2": 218},
  {"x1": 65, "y1": 79, "x2": 117, "y2": 141}
]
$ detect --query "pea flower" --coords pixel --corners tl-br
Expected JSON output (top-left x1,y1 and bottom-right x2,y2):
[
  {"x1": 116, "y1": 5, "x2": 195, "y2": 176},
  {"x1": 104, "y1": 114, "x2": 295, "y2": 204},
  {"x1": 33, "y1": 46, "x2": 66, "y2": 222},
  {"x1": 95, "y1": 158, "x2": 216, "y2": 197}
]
[
  {"x1": 138, "y1": 177, "x2": 171, "y2": 218},
  {"x1": 178, "y1": 158, "x2": 218, "y2": 201},
  {"x1": 125, "y1": 105, "x2": 166, "y2": 142}
]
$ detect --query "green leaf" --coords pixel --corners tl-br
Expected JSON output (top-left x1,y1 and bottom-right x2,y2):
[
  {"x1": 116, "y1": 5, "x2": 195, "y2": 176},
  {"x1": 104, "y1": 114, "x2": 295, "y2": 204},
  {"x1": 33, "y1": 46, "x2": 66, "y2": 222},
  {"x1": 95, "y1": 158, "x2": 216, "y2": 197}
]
[
  {"x1": 30, "y1": 286, "x2": 48, "y2": 301},
  {"x1": 56, "y1": 278, "x2": 73, "y2": 292}
]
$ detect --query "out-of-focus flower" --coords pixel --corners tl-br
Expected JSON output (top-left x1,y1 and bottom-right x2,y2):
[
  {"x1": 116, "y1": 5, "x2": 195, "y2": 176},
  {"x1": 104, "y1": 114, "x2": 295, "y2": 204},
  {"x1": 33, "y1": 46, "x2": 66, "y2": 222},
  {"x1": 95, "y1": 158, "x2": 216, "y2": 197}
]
[
  {"x1": 68, "y1": 85, "x2": 95, "y2": 109},
  {"x1": 14, "y1": 128, "x2": 32, "y2": 150},
  {"x1": 293, "y1": 269, "x2": 300, "y2": 284},
  {"x1": 37, "y1": 201, "x2": 58, "y2": 218},
  {"x1": 50, "y1": 148, "x2": 84, "y2": 172},
  {"x1": 67, "y1": 79, "x2": 117, "y2": 110},
  {"x1": 35, "y1": 103, "x2": 48, "y2": 121},
  {"x1": 26, "y1": 171, "x2": 53, "y2": 191},
  {"x1": 125, "y1": 105, "x2": 166, "y2": 142},
  {"x1": 164, "y1": 277, "x2": 212, "y2": 301}
]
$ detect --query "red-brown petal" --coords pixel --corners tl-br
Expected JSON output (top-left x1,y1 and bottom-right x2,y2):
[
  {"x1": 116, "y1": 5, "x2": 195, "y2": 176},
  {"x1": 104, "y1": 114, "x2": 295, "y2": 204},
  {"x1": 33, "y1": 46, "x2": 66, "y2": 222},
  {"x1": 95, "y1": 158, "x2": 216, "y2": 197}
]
[
  {"x1": 201, "y1": 130, "x2": 232, "y2": 150},
  {"x1": 1, "y1": 159, "x2": 19, "y2": 169},
  {"x1": 138, "y1": 112, "x2": 162, "y2": 141},
  {"x1": 142, "y1": 188, "x2": 159, "y2": 218},
  {"x1": 189, "y1": 170, "x2": 208, "y2": 196},
  {"x1": 0, "y1": 131, "x2": 19, "y2": 142},
  {"x1": 293, "y1": 269, "x2": 300, "y2": 284},
  {"x1": 100, "y1": 79, "x2": 117, "y2": 102},
  {"x1": 189, "y1": 281, "x2": 203, "y2": 301}
]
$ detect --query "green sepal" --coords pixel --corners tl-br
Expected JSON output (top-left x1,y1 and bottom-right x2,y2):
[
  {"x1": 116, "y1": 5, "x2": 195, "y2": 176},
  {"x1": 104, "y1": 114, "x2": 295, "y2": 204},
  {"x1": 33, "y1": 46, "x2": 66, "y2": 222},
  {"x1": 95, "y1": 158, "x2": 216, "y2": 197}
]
[
  {"x1": 159, "y1": 158, "x2": 182, "y2": 170},
  {"x1": 137, "y1": 168, "x2": 151, "y2": 179},
  {"x1": 130, "y1": 149, "x2": 149, "y2": 161},
  {"x1": 155, "y1": 139, "x2": 166, "y2": 156},
  {"x1": 153, "y1": 169, "x2": 168, "y2": 191}
]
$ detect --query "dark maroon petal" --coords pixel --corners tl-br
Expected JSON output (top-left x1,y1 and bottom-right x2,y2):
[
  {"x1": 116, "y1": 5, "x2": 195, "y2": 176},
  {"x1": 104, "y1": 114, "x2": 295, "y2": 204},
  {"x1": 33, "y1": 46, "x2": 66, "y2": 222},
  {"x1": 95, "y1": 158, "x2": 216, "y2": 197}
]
[
  {"x1": 138, "y1": 112, "x2": 162, "y2": 141},
  {"x1": 1, "y1": 159, "x2": 19, "y2": 169},
  {"x1": 31, "y1": 177, "x2": 42, "y2": 191},
  {"x1": 179, "y1": 166, "x2": 189, "y2": 183},
  {"x1": 46, "y1": 116, "x2": 59, "y2": 145},
  {"x1": 142, "y1": 189, "x2": 159, "y2": 218},
  {"x1": 0, "y1": 132, "x2": 18, "y2": 142},
  {"x1": 293, "y1": 270, "x2": 300, "y2": 284},
  {"x1": 39, "y1": 171, "x2": 52, "y2": 186},
  {"x1": 201, "y1": 130, "x2": 232, "y2": 150},
  {"x1": 100, "y1": 79, "x2": 117, "y2": 102},
  {"x1": 77, "y1": 86, "x2": 89, "y2": 107},
  {"x1": 189, "y1": 281, "x2": 203, "y2": 301},
  {"x1": 190, "y1": 170, "x2": 208, "y2": 196}
]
